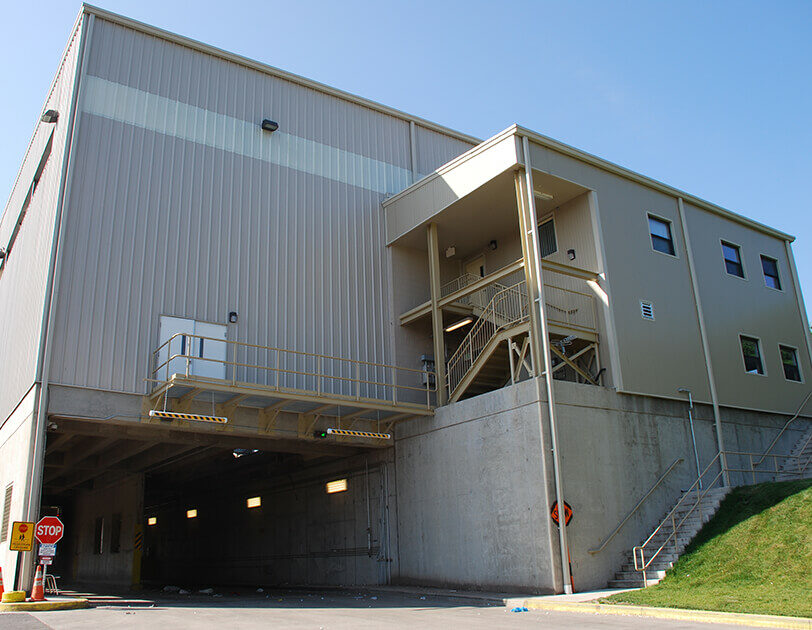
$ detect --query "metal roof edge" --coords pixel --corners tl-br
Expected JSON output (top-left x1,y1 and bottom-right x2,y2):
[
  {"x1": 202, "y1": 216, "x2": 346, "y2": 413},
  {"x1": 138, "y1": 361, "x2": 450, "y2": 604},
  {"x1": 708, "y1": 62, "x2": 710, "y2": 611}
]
[
  {"x1": 1, "y1": 11, "x2": 85, "y2": 231},
  {"x1": 514, "y1": 125, "x2": 795, "y2": 242},
  {"x1": 79, "y1": 4, "x2": 481, "y2": 147},
  {"x1": 381, "y1": 125, "x2": 519, "y2": 208}
]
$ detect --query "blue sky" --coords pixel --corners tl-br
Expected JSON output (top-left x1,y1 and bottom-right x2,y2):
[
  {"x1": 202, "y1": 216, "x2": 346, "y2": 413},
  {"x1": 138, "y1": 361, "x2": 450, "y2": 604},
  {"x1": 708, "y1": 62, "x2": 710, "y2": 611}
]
[{"x1": 2, "y1": 0, "x2": 810, "y2": 318}]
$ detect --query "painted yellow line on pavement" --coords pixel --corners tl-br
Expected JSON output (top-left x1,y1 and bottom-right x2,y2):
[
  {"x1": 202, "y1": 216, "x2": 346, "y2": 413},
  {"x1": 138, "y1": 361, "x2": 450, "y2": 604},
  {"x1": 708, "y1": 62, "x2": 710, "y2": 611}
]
[{"x1": 504, "y1": 599, "x2": 811, "y2": 629}]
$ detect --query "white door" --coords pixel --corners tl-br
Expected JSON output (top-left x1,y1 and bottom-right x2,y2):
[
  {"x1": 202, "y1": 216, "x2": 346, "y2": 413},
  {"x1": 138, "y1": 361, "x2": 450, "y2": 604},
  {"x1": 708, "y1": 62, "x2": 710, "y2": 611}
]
[
  {"x1": 157, "y1": 316, "x2": 227, "y2": 380},
  {"x1": 192, "y1": 321, "x2": 228, "y2": 379},
  {"x1": 158, "y1": 316, "x2": 195, "y2": 379}
]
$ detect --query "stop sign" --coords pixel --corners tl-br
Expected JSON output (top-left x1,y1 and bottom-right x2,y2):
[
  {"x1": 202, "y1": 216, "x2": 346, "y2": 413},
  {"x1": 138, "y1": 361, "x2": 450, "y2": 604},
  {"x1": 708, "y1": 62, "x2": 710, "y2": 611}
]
[{"x1": 35, "y1": 516, "x2": 64, "y2": 545}]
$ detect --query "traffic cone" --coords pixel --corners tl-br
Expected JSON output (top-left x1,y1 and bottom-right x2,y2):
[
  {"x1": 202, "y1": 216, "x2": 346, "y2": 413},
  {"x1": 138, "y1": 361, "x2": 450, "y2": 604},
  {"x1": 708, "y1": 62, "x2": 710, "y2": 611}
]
[
  {"x1": 30, "y1": 565, "x2": 45, "y2": 601},
  {"x1": 0, "y1": 566, "x2": 4, "y2": 599}
]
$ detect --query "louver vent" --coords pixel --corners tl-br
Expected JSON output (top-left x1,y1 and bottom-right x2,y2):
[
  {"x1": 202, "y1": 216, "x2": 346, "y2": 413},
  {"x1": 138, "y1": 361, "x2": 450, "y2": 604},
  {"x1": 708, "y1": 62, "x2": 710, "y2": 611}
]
[
  {"x1": 1, "y1": 484, "x2": 12, "y2": 542},
  {"x1": 640, "y1": 300, "x2": 655, "y2": 321}
]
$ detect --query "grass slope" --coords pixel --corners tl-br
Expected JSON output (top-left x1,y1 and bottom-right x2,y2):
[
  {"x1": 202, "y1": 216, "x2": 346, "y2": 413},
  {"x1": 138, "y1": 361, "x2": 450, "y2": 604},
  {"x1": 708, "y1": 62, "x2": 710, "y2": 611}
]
[{"x1": 603, "y1": 479, "x2": 812, "y2": 618}]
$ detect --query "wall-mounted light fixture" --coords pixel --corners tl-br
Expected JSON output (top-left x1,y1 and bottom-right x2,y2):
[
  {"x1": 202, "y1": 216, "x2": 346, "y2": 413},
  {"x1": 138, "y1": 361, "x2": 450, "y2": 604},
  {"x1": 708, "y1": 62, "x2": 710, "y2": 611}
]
[
  {"x1": 445, "y1": 246, "x2": 456, "y2": 258},
  {"x1": 567, "y1": 249, "x2": 576, "y2": 261},
  {"x1": 41, "y1": 110, "x2": 59, "y2": 123},
  {"x1": 261, "y1": 119, "x2": 279, "y2": 132},
  {"x1": 535, "y1": 191, "x2": 553, "y2": 201},
  {"x1": 444, "y1": 317, "x2": 473, "y2": 332},
  {"x1": 326, "y1": 479, "x2": 348, "y2": 494},
  {"x1": 246, "y1": 496, "x2": 262, "y2": 509},
  {"x1": 489, "y1": 240, "x2": 498, "y2": 251},
  {"x1": 186, "y1": 509, "x2": 198, "y2": 519},
  {"x1": 228, "y1": 311, "x2": 238, "y2": 323},
  {"x1": 147, "y1": 517, "x2": 157, "y2": 526}
]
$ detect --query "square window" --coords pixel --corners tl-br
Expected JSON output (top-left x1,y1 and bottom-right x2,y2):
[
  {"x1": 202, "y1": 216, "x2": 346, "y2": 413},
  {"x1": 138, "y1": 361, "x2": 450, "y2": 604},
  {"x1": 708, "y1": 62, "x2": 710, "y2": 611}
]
[
  {"x1": 722, "y1": 241, "x2": 744, "y2": 278},
  {"x1": 740, "y1": 336, "x2": 764, "y2": 375},
  {"x1": 648, "y1": 215, "x2": 675, "y2": 256},
  {"x1": 761, "y1": 256, "x2": 781, "y2": 290},
  {"x1": 779, "y1": 345, "x2": 801, "y2": 382}
]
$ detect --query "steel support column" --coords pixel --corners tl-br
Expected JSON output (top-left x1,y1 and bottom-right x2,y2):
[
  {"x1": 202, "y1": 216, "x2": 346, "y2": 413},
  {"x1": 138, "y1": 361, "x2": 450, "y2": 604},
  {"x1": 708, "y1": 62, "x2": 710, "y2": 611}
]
[{"x1": 427, "y1": 223, "x2": 447, "y2": 405}]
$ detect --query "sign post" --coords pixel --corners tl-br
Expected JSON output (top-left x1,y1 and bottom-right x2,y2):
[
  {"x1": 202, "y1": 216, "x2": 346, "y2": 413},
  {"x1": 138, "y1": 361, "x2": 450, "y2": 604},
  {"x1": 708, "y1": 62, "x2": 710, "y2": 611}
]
[
  {"x1": 34, "y1": 516, "x2": 64, "y2": 597},
  {"x1": 550, "y1": 502, "x2": 575, "y2": 592}
]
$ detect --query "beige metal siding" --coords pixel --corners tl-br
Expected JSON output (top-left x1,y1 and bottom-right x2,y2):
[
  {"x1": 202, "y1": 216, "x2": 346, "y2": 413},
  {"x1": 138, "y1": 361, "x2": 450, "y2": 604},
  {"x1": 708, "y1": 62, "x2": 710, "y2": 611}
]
[
  {"x1": 684, "y1": 202, "x2": 811, "y2": 413},
  {"x1": 0, "y1": 19, "x2": 83, "y2": 421},
  {"x1": 529, "y1": 141, "x2": 713, "y2": 403},
  {"x1": 46, "y1": 17, "x2": 469, "y2": 396}
]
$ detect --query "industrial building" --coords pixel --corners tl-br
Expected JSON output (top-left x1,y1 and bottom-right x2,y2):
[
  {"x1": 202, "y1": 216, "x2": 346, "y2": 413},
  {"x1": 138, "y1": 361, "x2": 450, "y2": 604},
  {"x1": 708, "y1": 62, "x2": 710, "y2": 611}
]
[{"x1": 1, "y1": 4, "x2": 810, "y2": 595}]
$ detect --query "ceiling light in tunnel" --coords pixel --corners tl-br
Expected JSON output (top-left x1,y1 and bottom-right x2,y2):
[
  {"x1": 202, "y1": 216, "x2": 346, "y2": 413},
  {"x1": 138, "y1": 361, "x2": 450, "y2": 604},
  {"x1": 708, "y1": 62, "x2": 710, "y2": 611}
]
[
  {"x1": 186, "y1": 509, "x2": 198, "y2": 519},
  {"x1": 148, "y1": 517, "x2": 157, "y2": 526},
  {"x1": 232, "y1": 448, "x2": 260, "y2": 459},
  {"x1": 326, "y1": 479, "x2": 348, "y2": 494},
  {"x1": 445, "y1": 317, "x2": 473, "y2": 332},
  {"x1": 246, "y1": 496, "x2": 261, "y2": 509}
]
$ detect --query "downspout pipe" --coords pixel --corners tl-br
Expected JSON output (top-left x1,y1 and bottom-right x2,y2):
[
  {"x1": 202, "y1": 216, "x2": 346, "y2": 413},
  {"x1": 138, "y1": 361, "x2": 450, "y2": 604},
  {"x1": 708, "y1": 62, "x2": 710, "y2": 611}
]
[
  {"x1": 677, "y1": 198, "x2": 729, "y2": 486},
  {"x1": 21, "y1": 13, "x2": 92, "y2": 589},
  {"x1": 678, "y1": 388, "x2": 702, "y2": 489},
  {"x1": 521, "y1": 135, "x2": 573, "y2": 594}
]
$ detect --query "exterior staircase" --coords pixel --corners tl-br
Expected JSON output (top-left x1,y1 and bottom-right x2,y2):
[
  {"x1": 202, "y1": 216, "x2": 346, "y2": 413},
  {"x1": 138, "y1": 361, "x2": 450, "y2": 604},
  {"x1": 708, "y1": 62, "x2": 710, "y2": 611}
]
[
  {"x1": 608, "y1": 486, "x2": 731, "y2": 588},
  {"x1": 776, "y1": 426, "x2": 812, "y2": 480},
  {"x1": 446, "y1": 281, "x2": 529, "y2": 401}
]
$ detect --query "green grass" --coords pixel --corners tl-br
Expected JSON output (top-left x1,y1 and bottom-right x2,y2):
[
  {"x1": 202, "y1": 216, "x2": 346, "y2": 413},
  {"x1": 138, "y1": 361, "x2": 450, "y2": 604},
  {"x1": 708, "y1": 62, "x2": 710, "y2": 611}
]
[{"x1": 602, "y1": 479, "x2": 812, "y2": 618}]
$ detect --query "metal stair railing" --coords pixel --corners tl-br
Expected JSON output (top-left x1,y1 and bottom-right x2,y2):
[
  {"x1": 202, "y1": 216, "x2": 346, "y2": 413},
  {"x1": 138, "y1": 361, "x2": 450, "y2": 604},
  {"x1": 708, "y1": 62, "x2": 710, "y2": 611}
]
[
  {"x1": 588, "y1": 458, "x2": 684, "y2": 555},
  {"x1": 632, "y1": 452, "x2": 725, "y2": 585},
  {"x1": 446, "y1": 280, "x2": 529, "y2": 396},
  {"x1": 754, "y1": 390, "x2": 812, "y2": 468}
]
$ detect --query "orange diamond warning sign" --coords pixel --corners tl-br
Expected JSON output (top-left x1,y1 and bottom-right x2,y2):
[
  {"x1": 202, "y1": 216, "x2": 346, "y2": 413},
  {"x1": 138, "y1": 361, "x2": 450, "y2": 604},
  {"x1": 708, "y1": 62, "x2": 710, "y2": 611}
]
[{"x1": 550, "y1": 501, "x2": 573, "y2": 527}]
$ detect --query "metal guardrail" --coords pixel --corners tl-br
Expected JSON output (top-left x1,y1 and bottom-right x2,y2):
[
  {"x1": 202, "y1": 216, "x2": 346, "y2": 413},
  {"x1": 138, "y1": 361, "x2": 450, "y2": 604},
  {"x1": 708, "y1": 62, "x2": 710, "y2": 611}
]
[
  {"x1": 151, "y1": 333, "x2": 436, "y2": 410},
  {"x1": 588, "y1": 458, "x2": 684, "y2": 555}
]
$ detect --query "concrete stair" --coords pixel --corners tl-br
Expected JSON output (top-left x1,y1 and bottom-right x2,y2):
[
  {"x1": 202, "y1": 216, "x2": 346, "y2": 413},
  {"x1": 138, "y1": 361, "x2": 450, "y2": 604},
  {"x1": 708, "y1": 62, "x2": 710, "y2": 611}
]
[
  {"x1": 608, "y1": 486, "x2": 730, "y2": 588},
  {"x1": 775, "y1": 426, "x2": 812, "y2": 481}
]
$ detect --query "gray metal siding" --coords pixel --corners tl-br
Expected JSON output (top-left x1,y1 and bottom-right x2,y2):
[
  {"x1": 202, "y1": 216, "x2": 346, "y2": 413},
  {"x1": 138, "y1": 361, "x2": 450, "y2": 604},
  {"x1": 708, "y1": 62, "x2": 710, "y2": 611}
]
[
  {"x1": 0, "y1": 19, "x2": 83, "y2": 421},
  {"x1": 47, "y1": 17, "x2": 469, "y2": 396},
  {"x1": 414, "y1": 125, "x2": 474, "y2": 178}
]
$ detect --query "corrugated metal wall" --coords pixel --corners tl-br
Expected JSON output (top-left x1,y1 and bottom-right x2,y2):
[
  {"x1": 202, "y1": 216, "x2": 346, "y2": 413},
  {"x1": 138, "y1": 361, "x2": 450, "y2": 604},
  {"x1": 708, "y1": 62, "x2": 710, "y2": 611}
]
[
  {"x1": 47, "y1": 16, "x2": 474, "y2": 396},
  {"x1": 0, "y1": 18, "x2": 84, "y2": 421}
]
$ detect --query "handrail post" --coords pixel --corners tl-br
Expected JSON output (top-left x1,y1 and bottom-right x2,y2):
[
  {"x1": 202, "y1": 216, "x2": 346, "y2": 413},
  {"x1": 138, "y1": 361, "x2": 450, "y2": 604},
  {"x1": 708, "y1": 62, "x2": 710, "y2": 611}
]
[
  {"x1": 355, "y1": 363, "x2": 361, "y2": 400},
  {"x1": 275, "y1": 350, "x2": 280, "y2": 390},
  {"x1": 749, "y1": 453, "x2": 756, "y2": 484},
  {"x1": 671, "y1": 513, "x2": 677, "y2": 554},
  {"x1": 185, "y1": 335, "x2": 191, "y2": 377},
  {"x1": 317, "y1": 356, "x2": 322, "y2": 394}
]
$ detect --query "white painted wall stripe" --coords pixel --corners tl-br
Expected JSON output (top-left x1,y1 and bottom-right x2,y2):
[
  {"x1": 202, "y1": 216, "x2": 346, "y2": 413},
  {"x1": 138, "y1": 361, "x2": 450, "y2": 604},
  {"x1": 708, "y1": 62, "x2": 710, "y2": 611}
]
[{"x1": 81, "y1": 75, "x2": 414, "y2": 195}]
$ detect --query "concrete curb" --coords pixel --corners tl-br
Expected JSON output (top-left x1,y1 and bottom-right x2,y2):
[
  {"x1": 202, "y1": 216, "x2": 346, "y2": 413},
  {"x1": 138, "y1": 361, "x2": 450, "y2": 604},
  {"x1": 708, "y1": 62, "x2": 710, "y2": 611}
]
[
  {"x1": 504, "y1": 598, "x2": 811, "y2": 629},
  {"x1": 0, "y1": 598, "x2": 90, "y2": 612}
]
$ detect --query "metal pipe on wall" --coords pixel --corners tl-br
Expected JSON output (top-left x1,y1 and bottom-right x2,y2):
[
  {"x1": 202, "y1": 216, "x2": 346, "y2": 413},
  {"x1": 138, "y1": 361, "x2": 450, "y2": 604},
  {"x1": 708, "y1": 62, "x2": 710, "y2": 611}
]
[
  {"x1": 520, "y1": 134, "x2": 573, "y2": 594},
  {"x1": 676, "y1": 198, "x2": 729, "y2": 486},
  {"x1": 678, "y1": 388, "x2": 702, "y2": 488}
]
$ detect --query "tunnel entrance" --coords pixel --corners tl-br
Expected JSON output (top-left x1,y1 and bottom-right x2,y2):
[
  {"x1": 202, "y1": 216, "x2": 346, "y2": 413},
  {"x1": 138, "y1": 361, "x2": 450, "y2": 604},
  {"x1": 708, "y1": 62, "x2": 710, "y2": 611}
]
[{"x1": 41, "y1": 417, "x2": 392, "y2": 591}]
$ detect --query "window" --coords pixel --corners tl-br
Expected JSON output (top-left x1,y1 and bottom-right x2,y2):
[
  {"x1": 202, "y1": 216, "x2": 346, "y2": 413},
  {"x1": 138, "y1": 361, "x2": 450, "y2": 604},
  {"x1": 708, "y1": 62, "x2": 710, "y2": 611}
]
[
  {"x1": 538, "y1": 217, "x2": 557, "y2": 258},
  {"x1": 0, "y1": 484, "x2": 12, "y2": 543},
  {"x1": 779, "y1": 345, "x2": 802, "y2": 382},
  {"x1": 93, "y1": 517, "x2": 104, "y2": 554},
  {"x1": 110, "y1": 513, "x2": 122, "y2": 553},
  {"x1": 722, "y1": 241, "x2": 744, "y2": 277},
  {"x1": 740, "y1": 336, "x2": 764, "y2": 375},
  {"x1": 648, "y1": 215, "x2": 675, "y2": 256},
  {"x1": 761, "y1": 256, "x2": 781, "y2": 290}
]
